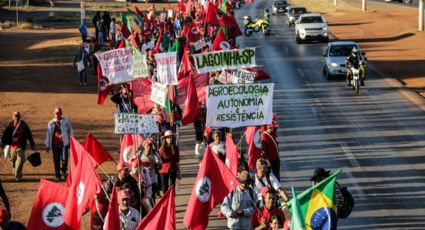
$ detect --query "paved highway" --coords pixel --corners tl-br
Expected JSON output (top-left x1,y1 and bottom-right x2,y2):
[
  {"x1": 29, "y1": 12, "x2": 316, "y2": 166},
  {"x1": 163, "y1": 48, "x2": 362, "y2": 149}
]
[{"x1": 176, "y1": 0, "x2": 425, "y2": 229}]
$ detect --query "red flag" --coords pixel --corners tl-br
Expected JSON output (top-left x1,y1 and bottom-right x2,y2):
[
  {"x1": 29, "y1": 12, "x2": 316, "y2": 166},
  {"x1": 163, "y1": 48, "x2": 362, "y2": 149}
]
[
  {"x1": 66, "y1": 137, "x2": 98, "y2": 187},
  {"x1": 225, "y1": 133, "x2": 239, "y2": 176},
  {"x1": 27, "y1": 179, "x2": 69, "y2": 230},
  {"x1": 135, "y1": 6, "x2": 144, "y2": 18},
  {"x1": 227, "y1": 16, "x2": 243, "y2": 38},
  {"x1": 181, "y1": 75, "x2": 200, "y2": 126},
  {"x1": 97, "y1": 64, "x2": 112, "y2": 105},
  {"x1": 179, "y1": 0, "x2": 186, "y2": 13},
  {"x1": 177, "y1": 50, "x2": 193, "y2": 80},
  {"x1": 183, "y1": 146, "x2": 240, "y2": 229},
  {"x1": 118, "y1": 39, "x2": 126, "y2": 48},
  {"x1": 176, "y1": 73, "x2": 209, "y2": 107},
  {"x1": 212, "y1": 29, "x2": 236, "y2": 51},
  {"x1": 121, "y1": 24, "x2": 131, "y2": 39},
  {"x1": 205, "y1": 3, "x2": 232, "y2": 27},
  {"x1": 245, "y1": 126, "x2": 263, "y2": 169},
  {"x1": 103, "y1": 182, "x2": 120, "y2": 230},
  {"x1": 131, "y1": 78, "x2": 153, "y2": 114},
  {"x1": 185, "y1": 21, "x2": 202, "y2": 43},
  {"x1": 120, "y1": 134, "x2": 137, "y2": 165},
  {"x1": 64, "y1": 137, "x2": 102, "y2": 229},
  {"x1": 136, "y1": 187, "x2": 175, "y2": 230},
  {"x1": 83, "y1": 132, "x2": 114, "y2": 165}
]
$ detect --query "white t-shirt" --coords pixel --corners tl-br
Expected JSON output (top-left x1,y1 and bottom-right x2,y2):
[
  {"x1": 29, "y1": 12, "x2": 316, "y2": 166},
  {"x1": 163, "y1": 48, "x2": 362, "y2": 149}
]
[
  {"x1": 253, "y1": 172, "x2": 281, "y2": 200},
  {"x1": 119, "y1": 207, "x2": 141, "y2": 230},
  {"x1": 110, "y1": 21, "x2": 116, "y2": 33},
  {"x1": 209, "y1": 141, "x2": 225, "y2": 156}
]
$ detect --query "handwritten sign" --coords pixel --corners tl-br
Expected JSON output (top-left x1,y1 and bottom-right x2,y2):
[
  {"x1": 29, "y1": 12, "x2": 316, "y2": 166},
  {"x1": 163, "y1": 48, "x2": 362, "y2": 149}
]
[
  {"x1": 231, "y1": 69, "x2": 256, "y2": 84},
  {"x1": 150, "y1": 82, "x2": 168, "y2": 107},
  {"x1": 95, "y1": 48, "x2": 134, "y2": 84},
  {"x1": 190, "y1": 38, "x2": 211, "y2": 51},
  {"x1": 114, "y1": 113, "x2": 159, "y2": 134},
  {"x1": 206, "y1": 83, "x2": 274, "y2": 128},
  {"x1": 132, "y1": 46, "x2": 149, "y2": 78},
  {"x1": 155, "y1": 52, "x2": 178, "y2": 85}
]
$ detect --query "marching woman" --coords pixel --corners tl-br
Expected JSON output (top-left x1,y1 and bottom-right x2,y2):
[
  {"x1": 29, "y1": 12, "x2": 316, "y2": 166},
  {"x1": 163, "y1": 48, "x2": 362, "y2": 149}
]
[{"x1": 158, "y1": 130, "x2": 180, "y2": 195}]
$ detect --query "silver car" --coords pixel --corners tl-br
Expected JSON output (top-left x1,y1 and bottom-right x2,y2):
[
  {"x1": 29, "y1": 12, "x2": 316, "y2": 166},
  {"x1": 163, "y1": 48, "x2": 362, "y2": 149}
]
[
  {"x1": 322, "y1": 41, "x2": 366, "y2": 78},
  {"x1": 272, "y1": 0, "x2": 288, "y2": 15},
  {"x1": 286, "y1": 6, "x2": 308, "y2": 26}
]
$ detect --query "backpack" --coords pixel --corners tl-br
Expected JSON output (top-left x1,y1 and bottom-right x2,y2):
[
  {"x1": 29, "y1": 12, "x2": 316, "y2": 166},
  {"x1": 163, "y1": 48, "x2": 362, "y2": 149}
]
[{"x1": 337, "y1": 185, "x2": 354, "y2": 218}]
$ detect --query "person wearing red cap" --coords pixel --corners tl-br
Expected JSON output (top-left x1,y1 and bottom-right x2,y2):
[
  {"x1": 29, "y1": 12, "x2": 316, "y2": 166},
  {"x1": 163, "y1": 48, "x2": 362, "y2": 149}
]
[
  {"x1": 118, "y1": 190, "x2": 141, "y2": 230},
  {"x1": 1, "y1": 111, "x2": 35, "y2": 181},
  {"x1": 85, "y1": 188, "x2": 109, "y2": 230},
  {"x1": 140, "y1": 138, "x2": 162, "y2": 201},
  {"x1": 251, "y1": 188, "x2": 285, "y2": 230},
  {"x1": 45, "y1": 107, "x2": 73, "y2": 182},
  {"x1": 261, "y1": 115, "x2": 280, "y2": 181}
]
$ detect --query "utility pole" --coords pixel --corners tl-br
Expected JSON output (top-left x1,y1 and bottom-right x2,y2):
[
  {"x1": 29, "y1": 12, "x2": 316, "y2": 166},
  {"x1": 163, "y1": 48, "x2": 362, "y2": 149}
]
[
  {"x1": 15, "y1": 0, "x2": 19, "y2": 27},
  {"x1": 362, "y1": 0, "x2": 366, "y2": 12},
  {"x1": 420, "y1": 0, "x2": 424, "y2": 31}
]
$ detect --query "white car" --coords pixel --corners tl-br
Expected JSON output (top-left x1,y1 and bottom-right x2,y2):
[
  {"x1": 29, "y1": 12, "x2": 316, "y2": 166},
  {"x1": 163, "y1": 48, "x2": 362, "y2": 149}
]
[
  {"x1": 322, "y1": 41, "x2": 366, "y2": 78},
  {"x1": 294, "y1": 13, "x2": 329, "y2": 43}
]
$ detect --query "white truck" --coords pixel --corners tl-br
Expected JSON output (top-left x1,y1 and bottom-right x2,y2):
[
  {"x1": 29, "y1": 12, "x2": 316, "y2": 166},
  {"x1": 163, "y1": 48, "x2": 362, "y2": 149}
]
[{"x1": 294, "y1": 13, "x2": 329, "y2": 43}]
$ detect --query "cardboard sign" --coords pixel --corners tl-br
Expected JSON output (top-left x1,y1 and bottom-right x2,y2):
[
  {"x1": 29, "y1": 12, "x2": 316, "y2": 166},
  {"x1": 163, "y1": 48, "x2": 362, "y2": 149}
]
[
  {"x1": 231, "y1": 69, "x2": 256, "y2": 84},
  {"x1": 114, "y1": 113, "x2": 159, "y2": 134},
  {"x1": 206, "y1": 83, "x2": 274, "y2": 128},
  {"x1": 150, "y1": 82, "x2": 168, "y2": 107},
  {"x1": 132, "y1": 46, "x2": 149, "y2": 78},
  {"x1": 95, "y1": 48, "x2": 134, "y2": 84},
  {"x1": 193, "y1": 47, "x2": 256, "y2": 74},
  {"x1": 154, "y1": 52, "x2": 178, "y2": 85}
]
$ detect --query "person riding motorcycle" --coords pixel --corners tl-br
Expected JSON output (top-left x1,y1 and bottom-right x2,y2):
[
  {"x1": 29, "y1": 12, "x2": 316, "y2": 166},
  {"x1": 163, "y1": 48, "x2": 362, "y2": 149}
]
[
  {"x1": 345, "y1": 47, "x2": 365, "y2": 86},
  {"x1": 264, "y1": 9, "x2": 271, "y2": 22}
]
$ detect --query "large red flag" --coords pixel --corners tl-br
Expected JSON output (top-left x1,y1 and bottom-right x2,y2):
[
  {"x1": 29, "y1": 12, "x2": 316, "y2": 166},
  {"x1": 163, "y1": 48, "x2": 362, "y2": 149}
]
[
  {"x1": 97, "y1": 64, "x2": 112, "y2": 105},
  {"x1": 103, "y1": 182, "x2": 120, "y2": 230},
  {"x1": 176, "y1": 73, "x2": 209, "y2": 107},
  {"x1": 225, "y1": 133, "x2": 239, "y2": 176},
  {"x1": 27, "y1": 179, "x2": 69, "y2": 230},
  {"x1": 179, "y1": 0, "x2": 186, "y2": 14},
  {"x1": 66, "y1": 136, "x2": 98, "y2": 187},
  {"x1": 130, "y1": 78, "x2": 153, "y2": 114},
  {"x1": 185, "y1": 21, "x2": 202, "y2": 43},
  {"x1": 181, "y1": 75, "x2": 200, "y2": 126},
  {"x1": 212, "y1": 29, "x2": 236, "y2": 51},
  {"x1": 83, "y1": 132, "x2": 114, "y2": 165},
  {"x1": 120, "y1": 134, "x2": 137, "y2": 165},
  {"x1": 64, "y1": 137, "x2": 102, "y2": 229},
  {"x1": 245, "y1": 126, "x2": 263, "y2": 169},
  {"x1": 136, "y1": 187, "x2": 175, "y2": 230},
  {"x1": 183, "y1": 146, "x2": 240, "y2": 229},
  {"x1": 177, "y1": 50, "x2": 193, "y2": 80},
  {"x1": 205, "y1": 3, "x2": 233, "y2": 27}
]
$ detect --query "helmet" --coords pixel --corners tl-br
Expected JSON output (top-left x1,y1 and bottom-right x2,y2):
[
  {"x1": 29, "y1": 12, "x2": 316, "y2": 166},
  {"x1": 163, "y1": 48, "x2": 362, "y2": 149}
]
[
  {"x1": 265, "y1": 9, "x2": 269, "y2": 13},
  {"x1": 351, "y1": 47, "x2": 359, "y2": 57}
]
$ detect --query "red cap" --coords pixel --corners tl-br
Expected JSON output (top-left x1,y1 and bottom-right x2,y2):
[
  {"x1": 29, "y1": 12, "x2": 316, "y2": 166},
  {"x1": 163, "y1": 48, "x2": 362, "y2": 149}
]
[
  {"x1": 260, "y1": 186, "x2": 270, "y2": 197},
  {"x1": 13, "y1": 111, "x2": 20, "y2": 116},
  {"x1": 143, "y1": 138, "x2": 153, "y2": 146},
  {"x1": 118, "y1": 190, "x2": 130, "y2": 200},
  {"x1": 116, "y1": 161, "x2": 129, "y2": 171},
  {"x1": 0, "y1": 209, "x2": 11, "y2": 226},
  {"x1": 54, "y1": 107, "x2": 62, "y2": 115}
]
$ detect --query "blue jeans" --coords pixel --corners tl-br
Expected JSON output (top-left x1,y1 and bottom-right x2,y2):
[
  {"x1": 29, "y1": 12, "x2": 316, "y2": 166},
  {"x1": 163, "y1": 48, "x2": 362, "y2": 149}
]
[{"x1": 52, "y1": 144, "x2": 69, "y2": 178}]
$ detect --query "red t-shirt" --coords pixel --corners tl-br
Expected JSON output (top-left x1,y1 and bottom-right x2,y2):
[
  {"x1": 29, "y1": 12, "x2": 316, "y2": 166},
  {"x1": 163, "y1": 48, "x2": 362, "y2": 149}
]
[
  {"x1": 251, "y1": 206, "x2": 285, "y2": 229},
  {"x1": 261, "y1": 132, "x2": 279, "y2": 160},
  {"x1": 11, "y1": 122, "x2": 24, "y2": 149},
  {"x1": 87, "y1": 198, "x2": 109, "y2": 230},
  {"x1": 53, "y1": 120, "x2": 63, "y2": 145},
  {"x1": 159, "y1": 146, "x2": 179, "y2": 174}
]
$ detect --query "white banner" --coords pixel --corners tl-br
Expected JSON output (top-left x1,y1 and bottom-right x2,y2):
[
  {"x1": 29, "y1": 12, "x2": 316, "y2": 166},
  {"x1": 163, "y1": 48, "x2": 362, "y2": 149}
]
[
  {"x1": 132, "y1": 47, "x2": 149, "y2": 78},
  {"x1": 231, "y1": 69, "x2": 256, "y2": 84},
  {"x1": 114, "y1": 113, "x2": 159, "y2": 134},
  {"x1": 206, "y1": 83, "x2": 274, "y2": 128},
  {"x1": 95, "y1": 48, "x2": 134, "y2": 84},
  {"x1": 154, "y1": 52, "x2": 178, "y2": 85},
  {"x1": 193, "y1": 47, "x2": 256, "y2": 74},
  {"x1": 150, "y1": 82, "x2": 168, "y2": 107}
]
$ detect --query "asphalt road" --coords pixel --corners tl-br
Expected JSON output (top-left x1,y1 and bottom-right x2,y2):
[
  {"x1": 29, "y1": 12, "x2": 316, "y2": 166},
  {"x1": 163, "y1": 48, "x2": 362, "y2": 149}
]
[{"x1": 176, "y1": 0, "x2": 425, "y2": 229}]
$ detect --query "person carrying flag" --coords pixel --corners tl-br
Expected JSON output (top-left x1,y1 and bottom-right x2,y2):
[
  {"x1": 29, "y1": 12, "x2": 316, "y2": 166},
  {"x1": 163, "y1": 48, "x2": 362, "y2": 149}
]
[{"x1": 251, "y1": 187, "x2": 285, "y2": 230}]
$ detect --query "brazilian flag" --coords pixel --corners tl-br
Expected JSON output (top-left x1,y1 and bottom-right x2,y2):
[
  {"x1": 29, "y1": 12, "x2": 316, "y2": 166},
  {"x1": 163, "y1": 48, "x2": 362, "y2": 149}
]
[
  {"x1": 291, "y1": 187, "x2": 306, "y2": 230},
  {"x1": 289, "y1": 170, "x2": 340, "y2": 230}
]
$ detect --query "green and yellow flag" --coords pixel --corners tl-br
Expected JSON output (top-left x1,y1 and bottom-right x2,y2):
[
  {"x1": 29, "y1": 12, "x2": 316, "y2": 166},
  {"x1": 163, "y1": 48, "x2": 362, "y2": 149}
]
[
  {"x1": 289, "y1": 170, "x2": 340, "y2": 230},
  {"x1": 291, "y1": 187, "x2": 306, "y2": 230}
]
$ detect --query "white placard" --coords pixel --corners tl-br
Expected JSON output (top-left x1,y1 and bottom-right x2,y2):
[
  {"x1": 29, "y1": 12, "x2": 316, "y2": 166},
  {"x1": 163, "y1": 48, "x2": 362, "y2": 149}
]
[
  {"x1": 231, "y1": 69, "x2": 256, "y2": 84},
  {"x1": 154, "y1": 52, "x2": 178, "y2": 85},
  {"x1": 150, "y1": 82, "x2": 168, "y2": 107},
  {"x1": 206, "y1": 83, "x2": 274, "y2": 128},
  {"x1": 193, "y1": 47, "x2": 256, "y2": 74},
  {"x1": 94, "y1": 48, "x2": 134, "y2": 84},
  {"x1": 114, "y1": 113, "x2": 159, "y2": 134},
  {"x1": 190, "y1": 38, "x2": 211, "y2": 51}
]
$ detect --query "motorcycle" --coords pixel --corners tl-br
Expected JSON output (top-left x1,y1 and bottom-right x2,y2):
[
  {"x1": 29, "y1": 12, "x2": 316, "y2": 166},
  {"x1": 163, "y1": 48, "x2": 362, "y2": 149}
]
[
  {"x1": 243, "y1": 15, "x2": 271, "y2": 36},
  {"x1": 347, "y1": 61, "x2": 366, "y2": 95}
]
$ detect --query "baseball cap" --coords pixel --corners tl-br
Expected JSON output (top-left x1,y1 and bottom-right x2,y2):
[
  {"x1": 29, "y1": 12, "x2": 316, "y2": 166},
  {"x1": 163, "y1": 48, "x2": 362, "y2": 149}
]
[
  {"x1": 54, "y1": 107, "x2": 62, "y2": 115},
  {"x1": 143, "y1": 138, "x2": 153, "y2": 146},
  {"x1": 13, "y1": 111, "x2": 20, "y2": 116},
  {"x1": 260, "y1": 186, "x2": 270, "y2": 197}
]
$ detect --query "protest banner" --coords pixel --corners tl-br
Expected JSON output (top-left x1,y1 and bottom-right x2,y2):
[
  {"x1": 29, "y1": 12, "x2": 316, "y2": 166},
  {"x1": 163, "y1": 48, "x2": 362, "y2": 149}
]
[
  {"x1": 193, "y1": 47, "x2": 256, "y2": 74},
  {"x1": 150, "y1": 82, "x2": 168, "y2": 107},
  {"x1": 154, "y1": 52, "x2": 178, "y2": 85},
  {"x1": 95, "y1": 48, "x2": 134, "y2": 84},
  {"x1": 231, "y1": 69, "x2": 256, "y2": 84},
  {"x1": 217, "y1": 71, "x2": 232, "y2": 84},
  {"x1": 132, "y1": 46, "x2": 149, "y2": 78},
  {"x1": 206, "y1": 83, "x2": 274, "y2": 128},
  {"x1": 114, "y1": 113, "x2": 159, "y2": 134},
  {"x1": 190, "y1": 38, "x2": 211, "y2": 51}
]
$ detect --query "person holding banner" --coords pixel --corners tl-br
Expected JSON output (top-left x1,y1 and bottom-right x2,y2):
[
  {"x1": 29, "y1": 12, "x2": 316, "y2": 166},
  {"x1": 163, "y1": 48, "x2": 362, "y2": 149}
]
[
  {"x1": 158, "y1": 130, "x2": 180, "y2": 195},
  {"x1": 111, "y1": 86, "x2": 137, "y2": 113}
]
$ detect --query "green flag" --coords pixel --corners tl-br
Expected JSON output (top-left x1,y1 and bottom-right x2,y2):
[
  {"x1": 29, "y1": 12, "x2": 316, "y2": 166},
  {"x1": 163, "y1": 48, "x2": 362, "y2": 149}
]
[
  {"x1": 127, "y1": 9, "x2": 144, "y2": 30},
  {"x1": 121, "y1": 12, "x2": 132, "y2": 33},
  {"x1": 288, "y1": 170, "x2": 340, "y2": 229},
  {"x1": 291, "y1": 187, "x2": 306, "y2": 230}
]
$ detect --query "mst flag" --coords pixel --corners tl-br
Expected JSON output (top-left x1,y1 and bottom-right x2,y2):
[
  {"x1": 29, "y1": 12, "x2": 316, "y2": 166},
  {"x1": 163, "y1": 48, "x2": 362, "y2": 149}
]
[
  {"x1": 27, "y1": 179, "x2": 69, "y2": 230},
  {"x1": 83, "y1": 132, "x2": 114, "y2": 166},
  {"x1": 245, "y1": 126, "x2": 262, "y2": 169},
  {"x1": 289, "y1": 170, "x2": 341, "y2": 230},
  {"x1": 225, "y1": 133, "x2": 239, "y2": 176},
  {"x1": 97, "y1": 64, "x2": 112, "y2": 105},
  {"x1": 136, "y1": 187, "x2": 176, "y2": 230},
  {"x1": 64, "y1": 137, "x2": 102, "y2": 229},
  {"x1": 291, "y1": 187, "x2": 306, "y2": 230},
  {"x1": 212, "y1": 29, "x2": 235, "y2": 51},
  {"x1": 183, "y1": 146, "x2": 239, "y2": 229}
]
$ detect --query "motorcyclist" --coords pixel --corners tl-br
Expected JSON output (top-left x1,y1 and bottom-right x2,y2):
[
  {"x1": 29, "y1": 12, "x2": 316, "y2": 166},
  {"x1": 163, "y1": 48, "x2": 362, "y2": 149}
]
[
  {"x1": 345, "y1": 47, "x2": 365, "y2": 86},
  {"x1": 264, "y1": 9, "x2": 271, "y2": 22}
]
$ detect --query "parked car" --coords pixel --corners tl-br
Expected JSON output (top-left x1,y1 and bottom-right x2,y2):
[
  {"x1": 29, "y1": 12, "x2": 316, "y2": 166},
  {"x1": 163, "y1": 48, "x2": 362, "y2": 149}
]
[
  {"x1": 285, "y1": 6, "x2": 308, "y2": 26},
  {"x1": 272, "y1": 0, "x2": 288, "y2": 15},
  {"x1": 294, "y1": 13, "x2": 329, "y2": 43},
  {"x1": 322, "y1": 41, "x2": 366, "y2": 78}
]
